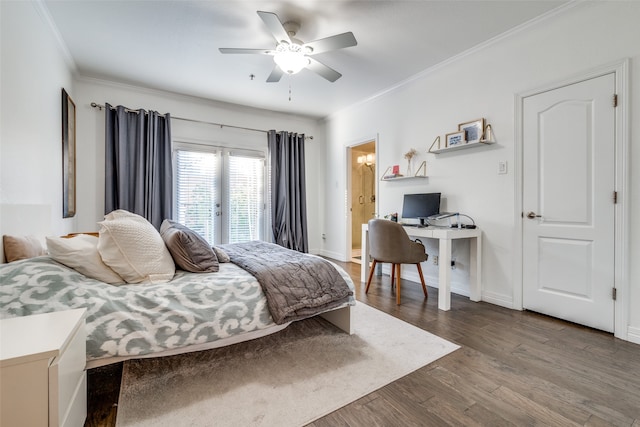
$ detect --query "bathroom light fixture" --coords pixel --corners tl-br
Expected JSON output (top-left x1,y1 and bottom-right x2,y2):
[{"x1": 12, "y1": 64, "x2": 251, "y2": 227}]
[{"x1": 357, "y1": 154, "x2": 375, "y2": 166}]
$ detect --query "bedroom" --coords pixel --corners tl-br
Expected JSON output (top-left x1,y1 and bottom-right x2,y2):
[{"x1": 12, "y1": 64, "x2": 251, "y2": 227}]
[{"x1": 1, "y1": 0, "x2": 640, "y2": 426}]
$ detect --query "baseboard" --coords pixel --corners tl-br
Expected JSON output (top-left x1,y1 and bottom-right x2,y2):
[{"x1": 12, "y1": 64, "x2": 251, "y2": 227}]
[
  {"x1": 401, "y1": 267, "x2": 514, "y2": 308},
  {"x1": 481, "y1": 291, "x2": 515, "y2": 309},
  {"x1": 319, "y1": 249, "x2": 348, "y2": 262},
  {"x1": 394, "y1": 269, "x2": 470, "y2": 298},
  {"x1": 627, "y1": 326, "x2": 640, "y2": 345}
]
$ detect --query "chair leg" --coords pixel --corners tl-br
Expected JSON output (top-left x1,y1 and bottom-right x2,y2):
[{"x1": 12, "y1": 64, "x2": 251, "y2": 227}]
[
  {"x1": 390, "y1": 263, "x2": 396, "y2": 289},
  {"x1": 365, "y1": 259, "x2": 378, "y2": 294},
  {"x1": 416, "y1": 263, "x2": 428, "y2": 298},
  {"x1": 396, "y1": 263, "x2": 402, "y2": 305}
]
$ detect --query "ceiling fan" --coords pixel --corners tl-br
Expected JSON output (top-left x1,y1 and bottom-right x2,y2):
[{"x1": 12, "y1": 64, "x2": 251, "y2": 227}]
[{"x1": 219, "y1": 11, "x2": 357, "y2": 83}]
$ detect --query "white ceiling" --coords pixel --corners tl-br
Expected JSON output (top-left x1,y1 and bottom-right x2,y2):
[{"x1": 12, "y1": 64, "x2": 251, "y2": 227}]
[{"x1": 43, "y1": 0, "x2": 568, "y2": 118}]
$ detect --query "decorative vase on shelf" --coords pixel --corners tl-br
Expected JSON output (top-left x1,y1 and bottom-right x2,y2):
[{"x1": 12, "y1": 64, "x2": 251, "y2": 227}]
[{"x1": 403, "y1": 148, "x2": 418, "y2": 177}]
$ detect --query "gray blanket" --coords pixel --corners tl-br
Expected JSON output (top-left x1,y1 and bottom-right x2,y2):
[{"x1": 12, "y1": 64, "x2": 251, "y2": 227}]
[{"x1": 220, "y1": 241, "x2": 353, "y2": 324}]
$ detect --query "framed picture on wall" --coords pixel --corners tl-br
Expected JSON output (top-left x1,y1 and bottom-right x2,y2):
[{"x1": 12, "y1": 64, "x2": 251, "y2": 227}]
[
  {"x1": 458, "y1": 118, "x2": 485, "y2": 144},
  {"x1": 61, "y1": 88, "x2": 76, "y2": 218},
  {"x1": 445, "y1": 131, "x2": 465, "y2": 147}
]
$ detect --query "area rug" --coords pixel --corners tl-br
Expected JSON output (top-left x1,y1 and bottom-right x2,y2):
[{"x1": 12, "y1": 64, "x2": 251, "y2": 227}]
[{"x1": 116, "y1": 303, "x2": 459, "y2": 427}]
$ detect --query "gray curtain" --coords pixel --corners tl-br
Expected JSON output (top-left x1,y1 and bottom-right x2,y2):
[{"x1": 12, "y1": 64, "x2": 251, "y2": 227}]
[
  {"x1": 267, "y1": 130, "x2": 308, "y2": 253},
  {"x1": 104, "y1": 103, "x2": 172, "y2": 230}
]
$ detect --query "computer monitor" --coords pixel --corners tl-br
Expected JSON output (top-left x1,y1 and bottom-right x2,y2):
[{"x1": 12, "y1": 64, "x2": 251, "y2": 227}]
[{"x1": 401, "y1": 193, "x2": 441, "y2": 226}]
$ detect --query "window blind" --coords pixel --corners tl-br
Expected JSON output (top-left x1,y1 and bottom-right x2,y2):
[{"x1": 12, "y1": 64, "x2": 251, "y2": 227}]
[
  {"x1": 174, "y1": 145, "x2": 265, "y2": 245},
  {"x1": 227, "y1": 154, "x2": 264, "y2": 243},
  {"x1": 175, "y1": 149, "x2": 218, "y2": 244}
]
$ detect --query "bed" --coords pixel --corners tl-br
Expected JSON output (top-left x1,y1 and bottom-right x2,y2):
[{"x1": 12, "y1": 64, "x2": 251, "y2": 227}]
[
  {"x1": 0, "y1": 211, "x2": 355, "y2": 369},
  {"x1": 0, "y1": 250, "x2": 355, "y2": 369}
]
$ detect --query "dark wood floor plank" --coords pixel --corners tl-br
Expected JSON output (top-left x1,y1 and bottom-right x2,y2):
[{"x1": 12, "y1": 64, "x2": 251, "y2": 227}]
[
  {"x1": 424, "y1": 359, "x2": 553, "y2": 427},
  {"x1": 463, "y1": 402, "x2": 519, "y2": 427},
  {"x1": 423, "y1": 395, "x2": 486, "y2": 427},
  {"x1": 444, "y1": 341, "x2": 635, "y2": 426},
  {"x1": 307, "y1": 410, "x2": 349, "y2": 427},
  {"x1": 85, "y1": 259, "x2": 640, "y2": 427},
  {"x1": 584, "y1": 413, "x2": 624, "y2": 427},
  {"x1": 340, "y1": 390, "x2": 436, "y2": 427},
  {"x1": 370, "y1": 387, "x2": 452, "y2": 426},
  {"x1": 491, "y1": 385, "x2": 581, "y2": 427},
  {"x1": 381, "y1": 368, "x2": 438, "y2": 404},
  {"x1": 84, "y1": 363, "x2": 122, "y2": 427},
  {"x1": 480, "y1": 319, "x2": 551, "y2": 346},
  {"x1": 541, "y1": 335, "x2": 640, "y2": 383},
  {"x1": 510, "y1": 344, "x2": 640, "y2": 417}
]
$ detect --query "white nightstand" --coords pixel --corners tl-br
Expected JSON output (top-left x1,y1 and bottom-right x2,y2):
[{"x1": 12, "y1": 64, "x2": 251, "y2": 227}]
[{"x1": 1, "y1": 309, "x2": 87, "y2": 427}]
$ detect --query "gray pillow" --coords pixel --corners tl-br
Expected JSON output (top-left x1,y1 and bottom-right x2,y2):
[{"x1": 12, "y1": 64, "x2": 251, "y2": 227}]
[
  {"x1": 212, "y1": 246, "x2": 230, "y2": 263},
  {"x1": 160, "y1": 220, "x2": 219, "y2": 273}
]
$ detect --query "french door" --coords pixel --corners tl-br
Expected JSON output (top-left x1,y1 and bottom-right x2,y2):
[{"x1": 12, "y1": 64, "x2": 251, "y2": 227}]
[{"x1": 173, "y1": 142, "x2": 266, "y2": 245}]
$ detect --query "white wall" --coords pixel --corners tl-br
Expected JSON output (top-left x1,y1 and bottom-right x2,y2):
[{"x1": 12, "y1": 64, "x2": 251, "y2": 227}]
[
  {"x1": 73, "y1": 78, "x2": 325, "y2": 252},
  {"x1": 0, "y1": 1, "x2": 75, "y2": 260},
  {"x1": 323, "y1": 2, "x2": 640, "y2": 340},
  {"x1": 0, "y1": 1, "x2": 325, "y2": 256}
]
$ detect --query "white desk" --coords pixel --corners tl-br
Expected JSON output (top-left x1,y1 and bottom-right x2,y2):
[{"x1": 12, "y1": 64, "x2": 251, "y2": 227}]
[{"x1": 361, "y1": 224, "x2": 482, "y2": 311}]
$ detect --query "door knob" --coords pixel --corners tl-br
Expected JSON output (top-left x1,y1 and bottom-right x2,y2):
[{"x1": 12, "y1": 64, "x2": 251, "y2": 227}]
[{"x1": 526, "y1": 211, "x2": 542, "y2": 219}]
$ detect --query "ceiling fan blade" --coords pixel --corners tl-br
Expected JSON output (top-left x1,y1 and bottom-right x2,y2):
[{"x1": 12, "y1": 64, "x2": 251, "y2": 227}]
[
  {"x1": 266, "y1": 66, "x2": 284, "y2": 83},
  {"x1": 306, "y1": 58, "x2": 342, "y2": 82},
  {"x1": 219, "y1": 48, "x2": 272, "y2": 55},
  {"x1": 257, "y1": 11, "x2": 291, "y2": 44},
  {"x1": 304, "y1": 32, "x2": 357, "y2": 55}
]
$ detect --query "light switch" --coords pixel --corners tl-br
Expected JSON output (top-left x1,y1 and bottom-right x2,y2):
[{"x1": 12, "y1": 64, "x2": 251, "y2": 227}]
[{"x1": 498, "y1": 161, "x2": 508, "y2": 175}]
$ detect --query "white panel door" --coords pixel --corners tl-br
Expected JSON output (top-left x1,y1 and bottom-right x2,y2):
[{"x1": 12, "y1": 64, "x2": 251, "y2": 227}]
[{"x1": 522, "y1": 73, "x2": 616, "y2": 332}]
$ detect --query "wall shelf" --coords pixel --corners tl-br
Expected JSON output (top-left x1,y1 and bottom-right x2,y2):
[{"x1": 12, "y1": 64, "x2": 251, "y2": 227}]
[
  {"x1": 380, "y1": 161, "x2": 427, "y2": 181},
  {"x1": 429, "y1": 140, "x2": 495, "y2": 154},
  {"x1": 428, "y1": 123, "x2": 496, "y2": 154},
  {"x1": 381, "y1": 175, "x2": 428, "y2": 181}
]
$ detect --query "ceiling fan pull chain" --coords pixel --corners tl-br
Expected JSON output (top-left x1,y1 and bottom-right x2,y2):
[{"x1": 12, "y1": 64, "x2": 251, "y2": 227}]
[{"x1": 289, "y1": 83, "x2": 292, "y2": 102}]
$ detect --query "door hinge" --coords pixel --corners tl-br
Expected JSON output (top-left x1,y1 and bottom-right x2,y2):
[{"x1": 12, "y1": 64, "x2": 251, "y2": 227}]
[
  {"x1": 613, "y1": 191, "x2": 618, "y2": 204},
  {"x1": 613, "y1": 94, "x2": 618, "y2": 107},
  {"x1": 612, "y1": 287, "x2": 617, "y2": 300}
]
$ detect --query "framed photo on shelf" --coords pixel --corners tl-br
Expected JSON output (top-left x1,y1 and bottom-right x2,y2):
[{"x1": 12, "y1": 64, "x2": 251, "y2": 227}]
[
  {"x1": 445, "y1": 131, "x2": 465, "y2": 147},
  {"x1": 61, "y1": 88, "x2": 76, "y2": 218},
  {"x1": 458, "y1": 118, "x2": 485, "y2": 144}
]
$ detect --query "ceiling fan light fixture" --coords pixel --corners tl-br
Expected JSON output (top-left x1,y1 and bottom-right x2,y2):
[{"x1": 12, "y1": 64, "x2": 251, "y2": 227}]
[
  {"x1": 220, "y1": 11, "x2": 355, "y2": 83},
  {"x1": 273, "y1": 42, "x2": 310, "y2": 74}
]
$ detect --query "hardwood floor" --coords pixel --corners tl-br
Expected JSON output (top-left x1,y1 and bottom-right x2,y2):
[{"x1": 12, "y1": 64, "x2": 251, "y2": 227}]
[{"x1": 85, "y1": 261, "x2": 640, "y2": 427}]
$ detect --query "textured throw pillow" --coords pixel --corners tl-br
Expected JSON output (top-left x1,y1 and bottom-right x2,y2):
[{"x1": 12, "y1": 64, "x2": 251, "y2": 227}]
[
  {"x1": 46, "y1": 234, "x2": 124, "y2": 285},
  {"x1": 98, "y1": 210, "x2": 175, "y2": 284},
  {"x1": 160, "y1": 220, "x2": 219, "y2": 273},
  {"x1": 104, "y1": 209, "x2": 138, "y2": 221},
  {"x1": 212, "y1": 246, "x2": 230, "y2": 263},
  {"x1": 3, "y1": 235, "x2": 46, "y2": 262}
]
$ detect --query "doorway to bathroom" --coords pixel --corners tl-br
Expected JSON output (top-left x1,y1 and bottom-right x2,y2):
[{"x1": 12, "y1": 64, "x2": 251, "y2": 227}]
[{"x1": 348, "y1": 140, "x2": 376, "y2": 264}]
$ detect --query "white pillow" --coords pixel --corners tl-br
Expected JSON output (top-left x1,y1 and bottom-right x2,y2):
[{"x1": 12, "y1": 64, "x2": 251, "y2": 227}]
[
  {"x1": 98, "y1": 211, "x2": 175, "y2": 284},
  {"x1": 104, "y1": 209, "x2": 138, "y2": 220},
  {"x1": 46, "y1": 234, "x2": 124, "y2": 285}
]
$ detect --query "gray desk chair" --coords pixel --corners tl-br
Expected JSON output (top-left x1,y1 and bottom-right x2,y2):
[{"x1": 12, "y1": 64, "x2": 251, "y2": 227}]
[{"x1": 365, "y1": 219, "x2": 428, "y2": 304}]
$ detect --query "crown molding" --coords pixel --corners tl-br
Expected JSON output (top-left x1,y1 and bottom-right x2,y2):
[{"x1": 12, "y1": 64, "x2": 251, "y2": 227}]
[
  {"x1": 76, "y1": 75, "x2": 321, "y2": 124},
  {"x1": 326, "y1": 1, "x2": 581, "y2": 121},
  {"x1": 31, "y1": 0, "x2": 78, "y2": 74}
]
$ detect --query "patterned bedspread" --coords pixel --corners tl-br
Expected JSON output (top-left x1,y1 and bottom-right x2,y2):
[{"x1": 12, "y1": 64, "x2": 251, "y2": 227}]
[
  {"x1": 0, "y1": 257, "x2": 276, "y2": 362},
  {"x1": 0, "y1": 254, "x2": 355, "y2": 363}
]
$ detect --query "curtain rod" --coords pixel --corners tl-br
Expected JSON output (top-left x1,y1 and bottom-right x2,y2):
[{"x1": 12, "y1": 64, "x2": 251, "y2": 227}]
[{"x1": 90, "y1": 102, "x2": 313, "y2": 140}]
